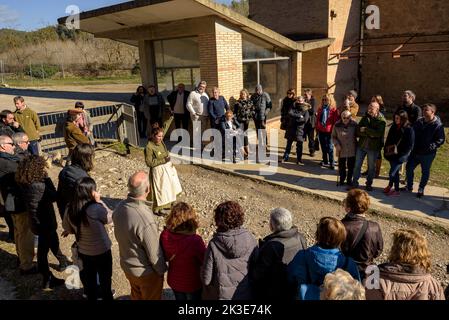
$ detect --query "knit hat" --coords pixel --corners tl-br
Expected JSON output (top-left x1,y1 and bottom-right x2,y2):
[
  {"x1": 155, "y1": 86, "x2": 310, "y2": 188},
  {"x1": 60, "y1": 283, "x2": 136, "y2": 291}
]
[{"x1": 348, "y1": 90, "x2": 358, "y2": 99}]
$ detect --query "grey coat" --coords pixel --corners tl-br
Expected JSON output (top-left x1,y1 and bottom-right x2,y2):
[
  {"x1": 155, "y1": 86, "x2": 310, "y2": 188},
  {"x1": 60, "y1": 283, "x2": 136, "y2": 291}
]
[
  {"x1": 201, "y1": 227, "x2": 258, "y2": 300},
  {"x1": 251, "y1": 92, "x2": 272, "y2": 121},
  {"x1": 331, "y1": 119, "x2": 358, "y2": 158}
]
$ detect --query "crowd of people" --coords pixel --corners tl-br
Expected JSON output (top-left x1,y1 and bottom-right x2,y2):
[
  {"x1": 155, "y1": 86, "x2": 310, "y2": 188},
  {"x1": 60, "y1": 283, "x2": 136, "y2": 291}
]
[
  {"x1": 0, "y1": 87, "x2": 447, "y2": 301},
  {"x1": 281, "y1": 88, "x2": 445, "y2": 198}
]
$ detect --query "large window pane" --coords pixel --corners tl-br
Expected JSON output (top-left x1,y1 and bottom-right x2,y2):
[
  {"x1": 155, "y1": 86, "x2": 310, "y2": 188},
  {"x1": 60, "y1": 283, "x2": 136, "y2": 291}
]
[
  {"x1": 260, "y1": 60, "x2": 290, "y2": 117},
  {"x1": 154, "y1": 37, "x2": 199, "y2": 68},
  {"x1": 157, "y1": 69, "x2": 173, "y2": 97},
  {"x1": 242, "y1": 34, "x2": 275, "y2": 60},
  {"x1": 243, "y1": 62, "x2": 258, "y2": 92}
]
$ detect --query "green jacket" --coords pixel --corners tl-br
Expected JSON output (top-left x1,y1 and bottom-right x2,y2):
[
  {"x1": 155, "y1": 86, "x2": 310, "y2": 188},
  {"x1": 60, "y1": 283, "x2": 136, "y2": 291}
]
[
  {"x1": 14, "y1": 107, "x2": 40, "y2": 141},
  {"x1": 144, "y1": 116, "x2": 174, "y2": 169},
  {"x1": 356, "y1": 113, "x2": 386, "y2": 151}
]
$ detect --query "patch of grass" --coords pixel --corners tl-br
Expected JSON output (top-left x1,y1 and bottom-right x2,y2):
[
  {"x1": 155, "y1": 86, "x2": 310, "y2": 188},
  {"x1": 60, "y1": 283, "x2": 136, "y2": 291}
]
[
  {"x1": 379, "y1": 128, "x2": 449, "y2": 189},
  {"x1": 3, "y1": 75, "x2": 141, "y2": 87}
]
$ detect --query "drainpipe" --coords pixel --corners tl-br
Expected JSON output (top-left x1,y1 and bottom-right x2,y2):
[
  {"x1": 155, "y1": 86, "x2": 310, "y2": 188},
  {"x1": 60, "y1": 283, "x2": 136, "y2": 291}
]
[{"x1": 358, "y1": 0, "x2": 365, "y2": 101}]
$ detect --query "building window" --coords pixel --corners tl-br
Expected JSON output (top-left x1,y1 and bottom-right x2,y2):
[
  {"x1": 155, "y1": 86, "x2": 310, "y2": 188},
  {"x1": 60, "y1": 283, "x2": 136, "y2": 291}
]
[{"x1": 154, "y1": 37, "x2": 200, "y2": 96}]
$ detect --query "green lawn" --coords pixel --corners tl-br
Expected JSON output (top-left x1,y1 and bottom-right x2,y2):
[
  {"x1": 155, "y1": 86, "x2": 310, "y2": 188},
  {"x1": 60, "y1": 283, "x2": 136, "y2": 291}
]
[
  {"x1": 379, "y1": 128, "x2": 449, "y2": 189},
  {"x1": 2, "y1": 75, "x2": 141, "y2": 87}
]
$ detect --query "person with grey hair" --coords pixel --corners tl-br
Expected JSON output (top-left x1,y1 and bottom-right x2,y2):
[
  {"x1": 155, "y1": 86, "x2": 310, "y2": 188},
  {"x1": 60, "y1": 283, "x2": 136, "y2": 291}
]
[
  {"x1": 250, "y1": 207, "x2": 307, "y2": 300},
  {"x1": 12, "y1": 132, "x2": 30, "y2": 160},
  {"x1": 186, "y1": 81, "x2": 209, "y2": 149},
  {"x1": 112, "y1": 171, "x2": 167, "y2": 300},
  {"x1": 251, "y1": 84, "x2": 272, "y2": 150},
  {"x1": 396, "y1": 90, "x2": 422, "y2": 124}
]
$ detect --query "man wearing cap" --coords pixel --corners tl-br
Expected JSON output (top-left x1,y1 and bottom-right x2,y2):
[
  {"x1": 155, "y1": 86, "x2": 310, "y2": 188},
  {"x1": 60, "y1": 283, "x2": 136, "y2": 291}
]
[
  {"x1": 346, "y1": 90, "x2": 359, "y2": 119},
  {"x1": 64, "y1": 109, "x2": 89, "y2": 155},
  {"x1": 74, "y1": 101, "x2": 95, "y2": 146}
]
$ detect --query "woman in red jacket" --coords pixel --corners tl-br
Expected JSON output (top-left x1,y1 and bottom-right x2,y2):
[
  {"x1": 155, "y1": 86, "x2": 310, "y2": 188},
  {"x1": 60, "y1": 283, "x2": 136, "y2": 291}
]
[
  {"x1": 160, "y1": 202, "x2": 206, "y2": 300},
  {"x1": 316, "y1": 94, "x2": 339, "y2": 169}
]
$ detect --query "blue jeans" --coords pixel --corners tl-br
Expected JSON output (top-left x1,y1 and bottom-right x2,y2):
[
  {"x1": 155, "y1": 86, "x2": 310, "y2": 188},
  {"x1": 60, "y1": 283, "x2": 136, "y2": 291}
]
[
  {"x1": 352, "y1": 147, "x2": 378, "y2": 187},
  {"x1": 318, "y1": 132, "x2": 333, "y2": 165},
  {"x1": 406, "y1": 153, "x2": 436, "y2": 191},
  {"x1": 28, "y1": 140, "x2": 39, "y2": 155},
  {"x1": 284, "y1": 139, "x2": 303, "y2": 162},
  {"x1": 388, "y1": 159, "x2": 404, "y2": 191},
  {"x1": 173, "y1": 290, "x2": 202, "y2": 301}
]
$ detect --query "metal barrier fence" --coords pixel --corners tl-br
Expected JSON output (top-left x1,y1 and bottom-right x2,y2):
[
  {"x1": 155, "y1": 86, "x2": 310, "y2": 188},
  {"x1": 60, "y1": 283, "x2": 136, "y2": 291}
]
[{"x1": 38, "y1": 103, "x2": 138, "y2": 156}]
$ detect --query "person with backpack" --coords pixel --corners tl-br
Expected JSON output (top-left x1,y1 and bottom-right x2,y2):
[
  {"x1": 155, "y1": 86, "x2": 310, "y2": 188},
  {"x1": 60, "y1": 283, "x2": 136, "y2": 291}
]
[
  {"x1": 288, "y1": 217, "x2": 360, "y2": 300},
  {"x1": 341, "y1": 189, "x2": 383, "y2": 278}
]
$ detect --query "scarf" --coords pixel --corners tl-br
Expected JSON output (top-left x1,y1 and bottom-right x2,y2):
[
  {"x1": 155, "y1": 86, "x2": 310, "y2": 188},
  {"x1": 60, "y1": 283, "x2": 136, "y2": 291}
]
[{"x1": 320, "y1": 105, "x2": 330, "y2": 127}]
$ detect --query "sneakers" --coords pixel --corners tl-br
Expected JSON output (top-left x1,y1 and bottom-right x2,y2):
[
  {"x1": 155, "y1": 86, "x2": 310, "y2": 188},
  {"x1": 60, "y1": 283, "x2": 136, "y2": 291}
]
[
  {"x1": 387, "y1": 190, "x2": 400, "y2": 197},
  {"x1": 320, "y1": 161, "x2": 329, "y2": 167},
  {"x1": 383, "y1": 186, "x2": 392, "y2": 194},
  {"x1": 296, "y1": 160, "x2": 304, "y2": 165},
  {"x1": 42, "y1": 274, "x2": 65, "y2": 290},
  {"x1": 417, "y1": 188, "x2": 424, "y2": 198}
]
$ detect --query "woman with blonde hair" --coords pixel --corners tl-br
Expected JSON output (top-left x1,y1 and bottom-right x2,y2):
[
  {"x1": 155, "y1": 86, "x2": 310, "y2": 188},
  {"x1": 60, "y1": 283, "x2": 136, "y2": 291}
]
[
  {"x1": 366, "y1": 229, "x2": 445, "y2": 300},
  {"x1": 316, "y1": 94, "x2": 339, "y2": 169},
  {"x1": 321, "y1": 268, "x2": 365, "y2": 300},
  {"x1": 160, "y1": 202, "x2": 206, "y2": 300}
]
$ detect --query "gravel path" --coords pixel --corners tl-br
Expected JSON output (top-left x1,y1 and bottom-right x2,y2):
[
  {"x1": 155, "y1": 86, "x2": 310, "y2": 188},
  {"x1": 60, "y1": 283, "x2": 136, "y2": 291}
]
[{"x1": 1, "y1": 150, "x2": 448, "y2": 299}]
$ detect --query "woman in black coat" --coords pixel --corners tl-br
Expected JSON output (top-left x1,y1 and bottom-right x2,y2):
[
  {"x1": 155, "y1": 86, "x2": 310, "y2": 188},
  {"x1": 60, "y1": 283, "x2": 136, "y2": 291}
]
[
  {"x1": 280, "y1": 89, "x2": 296, "y2": 130},
  {"x1": 282, "y1": 96, "x2": 310, "y2": 164},
  {"x1": 130, "y1": 85, "x2": 147, "y2": 138},
  {"x1": 383, "y1": 110, "x2": 415, "y2": 196},
  {"x1": 16, "y1": 155, "x2": 66, "y2": 289}
]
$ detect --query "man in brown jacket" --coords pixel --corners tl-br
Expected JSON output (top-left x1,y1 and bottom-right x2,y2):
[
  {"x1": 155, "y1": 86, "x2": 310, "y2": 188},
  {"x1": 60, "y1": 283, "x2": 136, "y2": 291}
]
[
  {"x1": 341, "y1": 189, "x2": 383, "y2": 278},
  {"x1": 64, "y1": 109, "x2": 89, "y2": 155}
]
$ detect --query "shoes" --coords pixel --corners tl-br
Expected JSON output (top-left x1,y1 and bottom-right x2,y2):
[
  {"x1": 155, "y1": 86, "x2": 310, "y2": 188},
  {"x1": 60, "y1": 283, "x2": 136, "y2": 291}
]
[
  {"x1": 154, "y1": 208, "x2": 170, "y2": 217},
  {"x1": 20, "y1": 265, "x2": 38, "y2": 276},
  {"x1": 400, "y1": 186, "x2": 413, "y2": 192},
  {"x1": 417, "y1": 188, "x2": 424, "y2": 198},
  {"x1": 387, "y1": 190, "x2": 400, "y2": 197},
  {"x1": 43, "y1": 274, "x2": 65, "y2": 290},
  {"x1": 310, "y1": 152, "x2": 315, "y2": 157},
  {"x1": 383, "y1": 186, "x2": 392, "y2": 194},
  {"x1": 361, "y1": 170, "x2": 368, "y2": 177},
  {"x1": 83, "y1": 288, "x2": 116, "y2": 300},
  {"x1": 57, "y1": 256, "x2": 69, "y2": 272},
  {"x1": 329, "y1": 165, "x2": 335, "y2": 170},
  {"x1": 296, "y1": 160, "x2": 304, "y2": 165},
  {"x1": 320, "y1": 161, "x2": 329, "y2": 167},
  {"x1": 365, "y1": 185, "x2": 373, "y2": 192}
]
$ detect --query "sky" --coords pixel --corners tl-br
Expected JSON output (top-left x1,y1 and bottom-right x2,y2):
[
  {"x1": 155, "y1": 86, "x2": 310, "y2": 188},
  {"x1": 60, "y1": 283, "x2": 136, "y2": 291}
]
[{"x1": 0, "y1": 0, "x2": 232, "y2": 31}]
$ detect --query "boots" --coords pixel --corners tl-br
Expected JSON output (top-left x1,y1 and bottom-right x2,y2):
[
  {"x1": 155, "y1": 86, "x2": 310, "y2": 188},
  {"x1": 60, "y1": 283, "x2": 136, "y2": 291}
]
[
  {"x1": 42, "y1": 273, "x2": 65, "y2": 290},
  {"x1": 375, "y1": 159, "x2": 382, "y2": 178}
]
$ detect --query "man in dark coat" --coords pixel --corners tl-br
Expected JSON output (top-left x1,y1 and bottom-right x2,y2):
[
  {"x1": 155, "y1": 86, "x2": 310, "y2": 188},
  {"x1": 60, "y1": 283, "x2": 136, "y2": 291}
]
[
  {"x1": 395, "y1": 90, "x2": 422, "y2": 124},
  {"x1": 251, "y1": 208, "x2": 307, "y2": 300},
  {"x1": 167, "y1": 83, "x2": 190, "y2": 132},
  {"x1": 251, "y1": 85, "x2": 272, "y2": 149},
  {"x1": 0, "y1": 109, "x2": 24, "y2": 137}
]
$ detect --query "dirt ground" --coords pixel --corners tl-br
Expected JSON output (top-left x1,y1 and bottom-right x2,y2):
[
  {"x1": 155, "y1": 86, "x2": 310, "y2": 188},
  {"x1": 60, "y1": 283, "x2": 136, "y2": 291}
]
[
  {"x1": 0, "y1": 84, "x2": 139, "y2": 113},
  {"x1": 1, "y1": 150, "x2": 448, "y2": 300}
]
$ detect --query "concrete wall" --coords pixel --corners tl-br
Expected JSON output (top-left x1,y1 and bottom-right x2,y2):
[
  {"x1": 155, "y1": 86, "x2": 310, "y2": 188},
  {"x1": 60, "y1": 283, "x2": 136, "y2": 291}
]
[{"x1": 361, "y1": 0, "x2": 449, "y2": 109}]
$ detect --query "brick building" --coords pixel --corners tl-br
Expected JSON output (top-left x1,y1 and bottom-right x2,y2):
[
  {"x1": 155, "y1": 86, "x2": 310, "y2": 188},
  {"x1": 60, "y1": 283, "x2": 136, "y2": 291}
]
[
  {"x1": 59, "y1": 0, "x2": 333, "y2": 117},
  {"x1": 250, "y1": 0, "x2": 449, "y2": 110}
]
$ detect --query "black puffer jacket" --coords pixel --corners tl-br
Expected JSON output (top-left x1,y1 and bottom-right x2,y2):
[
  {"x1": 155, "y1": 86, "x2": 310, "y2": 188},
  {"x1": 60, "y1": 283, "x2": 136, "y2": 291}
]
[
  {"x1": 251, "y1": 227, "x2": 307, "y2": 300},
  {"x1": 284, "y1": 103, "x2": 310, "y2": 142},
  {"x1": 0, "y1": 152, "x2": 26, "y2": 213},
  {"x1": 383, "y1": 124, "x2": 415, "y2": 161},
  {"x1": 57, "y1": 164, "x2": 89, "y2": 219},
  {"x1": 22, "y1": 177, "x2": 58, "y2": 235}
]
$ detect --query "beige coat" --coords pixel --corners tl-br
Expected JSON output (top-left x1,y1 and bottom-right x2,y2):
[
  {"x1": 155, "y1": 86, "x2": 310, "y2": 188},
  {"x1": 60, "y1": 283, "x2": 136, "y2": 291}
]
[
  {"x1": 365, "y1": 263, "x2": 445, "y2": 300},
  {"x1": 331, "y1": 119, "x2": 357, "y2": 158}
]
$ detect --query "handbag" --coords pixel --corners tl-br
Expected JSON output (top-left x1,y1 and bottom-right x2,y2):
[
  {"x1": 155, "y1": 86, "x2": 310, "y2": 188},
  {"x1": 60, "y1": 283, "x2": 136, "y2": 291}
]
[
  {"x1": 384, "y1": 136, "x2": 403, "y2": 157},
  {"x1": 314, "y1": 137, "x2": 320, "y2": 152}
]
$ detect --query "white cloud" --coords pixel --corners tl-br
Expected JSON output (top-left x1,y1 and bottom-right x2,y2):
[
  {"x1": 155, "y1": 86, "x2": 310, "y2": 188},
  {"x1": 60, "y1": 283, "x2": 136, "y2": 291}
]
[{"x1": 0, "y1": 5, "x2": 20, "y2": 26}]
